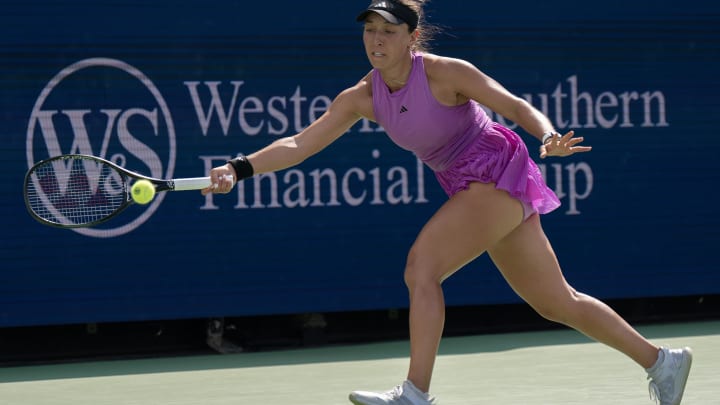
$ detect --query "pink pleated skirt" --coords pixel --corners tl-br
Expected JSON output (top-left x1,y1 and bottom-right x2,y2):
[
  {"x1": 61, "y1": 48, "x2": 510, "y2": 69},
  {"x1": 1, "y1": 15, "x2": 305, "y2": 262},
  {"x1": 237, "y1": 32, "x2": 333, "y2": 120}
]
[{"x1": 434, "y1": 122, "x2": 561, "y2": 219}]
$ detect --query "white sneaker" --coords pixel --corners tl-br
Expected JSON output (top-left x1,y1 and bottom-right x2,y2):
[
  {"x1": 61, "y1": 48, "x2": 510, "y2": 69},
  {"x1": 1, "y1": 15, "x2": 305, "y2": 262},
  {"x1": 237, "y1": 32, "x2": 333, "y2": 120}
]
[
  {"x1": 646, "y1": 347, "x2": 693, "y2": 405},
  {"x1": 349, "y1": 380, "x2": 437, "y2": 405}
]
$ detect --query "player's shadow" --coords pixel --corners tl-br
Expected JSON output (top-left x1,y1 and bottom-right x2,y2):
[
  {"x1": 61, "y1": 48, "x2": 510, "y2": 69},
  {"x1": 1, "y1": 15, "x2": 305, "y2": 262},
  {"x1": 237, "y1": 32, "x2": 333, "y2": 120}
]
[{"x1": 1, "y1": 320, "x2": 717, "y2": 383}]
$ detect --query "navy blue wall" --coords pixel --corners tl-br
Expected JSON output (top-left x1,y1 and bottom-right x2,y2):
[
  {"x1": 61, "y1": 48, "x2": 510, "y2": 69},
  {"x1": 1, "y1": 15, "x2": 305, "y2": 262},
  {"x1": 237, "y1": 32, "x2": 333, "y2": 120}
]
[{"x1": 2, "y1": 1, "x2": 719, "y2": 327}]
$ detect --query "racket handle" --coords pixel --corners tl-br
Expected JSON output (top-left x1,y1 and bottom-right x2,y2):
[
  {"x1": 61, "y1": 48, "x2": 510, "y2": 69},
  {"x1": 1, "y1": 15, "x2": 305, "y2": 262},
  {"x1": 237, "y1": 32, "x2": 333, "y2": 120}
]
[{"x1": 172, "y1": 177, "x2": 212, "y2": 191}]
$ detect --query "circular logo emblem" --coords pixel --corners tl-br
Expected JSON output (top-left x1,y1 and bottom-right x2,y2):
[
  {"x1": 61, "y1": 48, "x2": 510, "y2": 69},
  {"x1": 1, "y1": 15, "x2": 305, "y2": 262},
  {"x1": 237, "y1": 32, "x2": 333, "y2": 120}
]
[{"x1": 27, "y1": 58, "x2": 176, "y2": 237}]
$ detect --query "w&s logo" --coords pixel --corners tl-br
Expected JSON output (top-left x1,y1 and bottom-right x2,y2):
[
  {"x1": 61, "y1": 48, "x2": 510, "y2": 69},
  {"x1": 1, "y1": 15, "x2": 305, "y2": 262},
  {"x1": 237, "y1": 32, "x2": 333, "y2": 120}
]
[{"x1": 26, "y1": 58, "x2": 176, "y2": 238}]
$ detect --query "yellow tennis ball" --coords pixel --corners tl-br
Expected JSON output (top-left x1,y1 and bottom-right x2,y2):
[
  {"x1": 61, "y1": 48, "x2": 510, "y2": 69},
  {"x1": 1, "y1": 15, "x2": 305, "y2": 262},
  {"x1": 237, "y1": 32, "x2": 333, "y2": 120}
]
[{"x1": 131, "y1": 179, "x2": 155, "y2": 204}]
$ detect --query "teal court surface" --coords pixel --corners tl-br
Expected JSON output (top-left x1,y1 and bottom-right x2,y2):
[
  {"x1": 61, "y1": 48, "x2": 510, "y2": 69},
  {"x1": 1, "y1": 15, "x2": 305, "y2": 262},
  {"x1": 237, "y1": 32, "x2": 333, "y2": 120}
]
[{"x1": 0, "y1": 321, "x2": 717, "y2": 404}]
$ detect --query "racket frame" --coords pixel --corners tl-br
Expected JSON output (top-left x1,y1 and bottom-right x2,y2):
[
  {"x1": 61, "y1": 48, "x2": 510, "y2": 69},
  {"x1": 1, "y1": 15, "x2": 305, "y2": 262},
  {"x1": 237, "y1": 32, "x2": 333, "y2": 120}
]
[{"x1": 23, "y1": 154, "x2": 211, "y2": 228}]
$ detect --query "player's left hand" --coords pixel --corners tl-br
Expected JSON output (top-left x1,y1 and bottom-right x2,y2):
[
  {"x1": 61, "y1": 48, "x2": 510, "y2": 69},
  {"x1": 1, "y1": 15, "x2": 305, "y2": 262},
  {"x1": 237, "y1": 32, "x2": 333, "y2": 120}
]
[{"x1": 540, "y1": 130, "x2": 592, "y2": 159}]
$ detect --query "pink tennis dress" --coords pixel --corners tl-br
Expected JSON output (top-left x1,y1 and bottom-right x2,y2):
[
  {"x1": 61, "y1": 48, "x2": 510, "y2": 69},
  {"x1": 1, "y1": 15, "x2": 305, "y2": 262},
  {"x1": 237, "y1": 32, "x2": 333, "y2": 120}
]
[{"x1": 371, "y1": 52, "x2": 560, "y2": 217}]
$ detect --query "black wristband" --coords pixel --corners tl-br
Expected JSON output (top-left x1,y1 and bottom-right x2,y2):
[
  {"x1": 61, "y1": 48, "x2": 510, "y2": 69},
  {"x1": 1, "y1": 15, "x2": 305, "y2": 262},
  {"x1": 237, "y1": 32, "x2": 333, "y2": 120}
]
[{"x1": 227, "y1": 154, "x2": 254, "y2": 180}]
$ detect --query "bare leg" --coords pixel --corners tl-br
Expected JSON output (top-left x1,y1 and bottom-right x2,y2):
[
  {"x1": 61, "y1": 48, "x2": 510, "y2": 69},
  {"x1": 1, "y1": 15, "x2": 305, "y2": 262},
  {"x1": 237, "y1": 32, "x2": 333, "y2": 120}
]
[
  {"x1": 403, "y1": 183, "x2": 525, "y2": 392},
  {"x1": 488, "y1": 214, "x2": 659, "y2": 368}
]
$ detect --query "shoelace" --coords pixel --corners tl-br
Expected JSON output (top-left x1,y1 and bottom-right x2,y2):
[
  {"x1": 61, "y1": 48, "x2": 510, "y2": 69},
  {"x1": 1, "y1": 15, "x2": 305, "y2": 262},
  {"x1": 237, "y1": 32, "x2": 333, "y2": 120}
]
[
  {"x1": 647, "y1": 350, "x2": 680, "y2": 405},
  {"x1": 388, "y1": 385, "x2": 404, "y2": 399},
  {"x1": 387, "y1": 384, "x2": 437, "y2": 404},
  {"x1": 648, "y1": 377, "x2": 661, "y2": 404}
]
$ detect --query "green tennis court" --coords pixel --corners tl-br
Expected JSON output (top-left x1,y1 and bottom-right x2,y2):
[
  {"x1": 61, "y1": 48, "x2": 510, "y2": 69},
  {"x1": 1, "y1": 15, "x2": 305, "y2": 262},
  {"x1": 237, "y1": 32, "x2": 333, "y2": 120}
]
[{"x1": 0, "y1": 320, "x2": 716, "y2": 404}]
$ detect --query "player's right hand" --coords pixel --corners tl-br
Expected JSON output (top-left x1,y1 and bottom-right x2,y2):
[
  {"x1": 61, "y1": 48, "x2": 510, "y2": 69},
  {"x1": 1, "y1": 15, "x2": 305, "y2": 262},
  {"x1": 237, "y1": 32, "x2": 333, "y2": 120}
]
[{"x1": 201, "y1": 163, "x2": 236, "y2": 195}]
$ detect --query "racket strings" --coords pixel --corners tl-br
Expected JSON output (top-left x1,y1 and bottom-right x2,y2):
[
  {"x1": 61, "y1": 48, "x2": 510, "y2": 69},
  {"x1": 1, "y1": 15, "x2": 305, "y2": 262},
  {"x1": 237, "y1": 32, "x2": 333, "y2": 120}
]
[{"x1": 26, "y1": 157, "x2": 128, "y2": 226}]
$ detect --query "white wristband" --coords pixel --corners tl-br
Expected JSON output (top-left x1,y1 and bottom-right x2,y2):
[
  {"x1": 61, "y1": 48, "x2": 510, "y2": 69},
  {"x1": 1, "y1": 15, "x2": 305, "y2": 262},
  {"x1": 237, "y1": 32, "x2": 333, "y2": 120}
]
[{"x1": 542, "y1": 131, "x2": 558, "y2": 144}]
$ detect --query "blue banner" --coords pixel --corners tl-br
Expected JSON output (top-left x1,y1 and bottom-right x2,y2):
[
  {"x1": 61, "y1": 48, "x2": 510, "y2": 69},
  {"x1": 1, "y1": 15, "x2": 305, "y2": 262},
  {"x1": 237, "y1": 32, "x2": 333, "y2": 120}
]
[{"x1": 1, "y1": 1, "x2": 719, "y2": 327}]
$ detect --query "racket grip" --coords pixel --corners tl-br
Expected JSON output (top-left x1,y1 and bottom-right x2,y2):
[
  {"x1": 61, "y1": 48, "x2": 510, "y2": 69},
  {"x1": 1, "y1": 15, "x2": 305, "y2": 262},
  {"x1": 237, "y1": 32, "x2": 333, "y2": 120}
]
[{"x1": 173, "y1": 177, "x2": 212, "y2": 191}]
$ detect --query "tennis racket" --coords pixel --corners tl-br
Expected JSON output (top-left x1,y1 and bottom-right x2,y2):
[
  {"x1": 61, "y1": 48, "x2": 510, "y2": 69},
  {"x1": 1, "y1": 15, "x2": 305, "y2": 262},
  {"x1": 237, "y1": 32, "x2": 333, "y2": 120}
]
[{"x1": 24, "y1": 154, "x2": 215, "y2": 228}]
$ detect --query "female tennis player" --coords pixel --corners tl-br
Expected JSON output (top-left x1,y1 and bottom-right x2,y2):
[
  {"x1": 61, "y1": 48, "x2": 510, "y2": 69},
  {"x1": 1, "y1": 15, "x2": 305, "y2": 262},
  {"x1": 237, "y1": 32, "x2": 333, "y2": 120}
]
[{"x1": 203, "y1": 1, "x2": 692, "y2": 403}]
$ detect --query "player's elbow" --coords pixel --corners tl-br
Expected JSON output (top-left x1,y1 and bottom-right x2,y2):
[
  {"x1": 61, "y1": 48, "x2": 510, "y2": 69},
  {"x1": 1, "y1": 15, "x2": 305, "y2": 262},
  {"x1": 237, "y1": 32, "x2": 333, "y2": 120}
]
[{"x1": 507, "y1": 97, "x2": 535, "y2": 122}]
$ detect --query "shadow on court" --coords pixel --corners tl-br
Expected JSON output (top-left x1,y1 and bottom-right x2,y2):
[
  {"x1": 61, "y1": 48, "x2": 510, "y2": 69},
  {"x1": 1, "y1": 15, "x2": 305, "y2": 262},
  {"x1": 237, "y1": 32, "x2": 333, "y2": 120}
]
[{"x1": 1, "y1": 320, "x2": 717, "y2": 384}]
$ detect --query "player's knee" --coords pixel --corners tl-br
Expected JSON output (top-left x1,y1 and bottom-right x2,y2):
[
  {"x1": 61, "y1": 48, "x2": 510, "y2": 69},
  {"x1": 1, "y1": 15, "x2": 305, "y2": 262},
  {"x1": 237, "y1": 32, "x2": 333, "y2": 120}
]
[
  {"x1": 531, "y1": 288, "x2": 581, "y2": 324},
  {"x1": 403, "y1": 248, "x2": 441, "y2": 290},
  {"x1": 534, "y1": 303, "x2": 565, "y2": 324}
]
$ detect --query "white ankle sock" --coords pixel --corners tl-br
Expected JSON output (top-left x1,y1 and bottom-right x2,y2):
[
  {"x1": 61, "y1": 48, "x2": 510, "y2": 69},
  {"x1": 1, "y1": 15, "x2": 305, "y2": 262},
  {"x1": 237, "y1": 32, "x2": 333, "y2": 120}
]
[
  {"x1": 404, "y1": 380, "x2": 429, "y2": 399},
  {"x1": 646, "y1": 348, "x2": 665, "y2": 374}
]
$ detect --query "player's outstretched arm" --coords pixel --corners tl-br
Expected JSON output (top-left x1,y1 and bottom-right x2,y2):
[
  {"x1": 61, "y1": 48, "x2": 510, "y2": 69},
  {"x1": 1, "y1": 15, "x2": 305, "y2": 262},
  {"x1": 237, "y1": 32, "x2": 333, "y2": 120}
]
[{"x1": 202, "y1": 82, "x2": 370, "y2": 195}]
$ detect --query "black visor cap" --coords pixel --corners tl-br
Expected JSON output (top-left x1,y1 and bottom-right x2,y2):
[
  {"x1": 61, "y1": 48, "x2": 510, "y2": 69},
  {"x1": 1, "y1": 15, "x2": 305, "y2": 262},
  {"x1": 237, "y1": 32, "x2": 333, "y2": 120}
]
[{"x1": 356, "y1": 0, "x2": 419, "y2": 31}]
